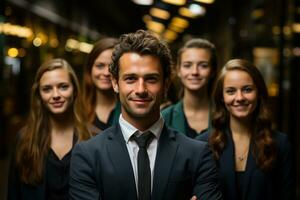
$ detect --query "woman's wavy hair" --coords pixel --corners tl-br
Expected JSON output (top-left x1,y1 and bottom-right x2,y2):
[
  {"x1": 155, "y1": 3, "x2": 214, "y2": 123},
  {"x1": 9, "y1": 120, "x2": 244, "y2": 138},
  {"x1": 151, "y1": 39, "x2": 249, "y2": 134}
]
[
  {"x1": 177, "y1": 38, "x2": 218, "y2": 97},
  {"x1": 82, "y1": 37, "x2": 118, "y2": 122},
  {"x1": 209, "y1": 59, "x2": 277, "y2": 171},
  {"x1": 16, "y1": 58, "x2": 91, "y2": 185}
]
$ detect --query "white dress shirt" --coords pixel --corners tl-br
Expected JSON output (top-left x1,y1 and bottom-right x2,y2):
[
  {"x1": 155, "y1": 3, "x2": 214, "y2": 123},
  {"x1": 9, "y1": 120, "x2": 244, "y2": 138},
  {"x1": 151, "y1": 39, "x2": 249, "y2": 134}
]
[{"x1": 119, "y1": 114, "x2": 164, "y2": 194}]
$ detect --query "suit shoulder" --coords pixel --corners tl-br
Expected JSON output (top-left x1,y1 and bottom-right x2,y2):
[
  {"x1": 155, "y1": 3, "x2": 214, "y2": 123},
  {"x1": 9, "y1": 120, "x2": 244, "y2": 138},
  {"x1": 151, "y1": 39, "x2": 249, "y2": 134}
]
[
  {"x1": 169, "y1": 128, "x2": 208, "y2": 149},
  {"x1": 195, "y1": 130, "x2": 210, "y2": 142},
  {"x1": 76, "y1": 125, "x2": 117, "y2": 149}
]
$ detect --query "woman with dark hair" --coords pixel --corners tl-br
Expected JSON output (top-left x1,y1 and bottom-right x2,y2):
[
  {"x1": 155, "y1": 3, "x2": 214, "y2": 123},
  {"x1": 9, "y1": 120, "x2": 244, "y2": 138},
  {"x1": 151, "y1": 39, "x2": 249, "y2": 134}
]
[
  {"x1": 7, "y1": 58, "x2": 91, "y2": 199},
  {"x1": 197, "y1": 59, "x2": 294, "y2": 200},
  {"x1": 162, "y1": 38, "x2": 218, "y2": 138},
  {"x1": 82, "y1": 37, "x2": 121, "y2": 134}
]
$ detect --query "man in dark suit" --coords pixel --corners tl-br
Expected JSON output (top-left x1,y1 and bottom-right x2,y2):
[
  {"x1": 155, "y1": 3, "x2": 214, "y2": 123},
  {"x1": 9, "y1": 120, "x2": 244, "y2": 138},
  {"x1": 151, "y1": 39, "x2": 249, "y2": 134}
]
[{"x1": 69, "y1": 30, "x2": 222, "y2": 200}]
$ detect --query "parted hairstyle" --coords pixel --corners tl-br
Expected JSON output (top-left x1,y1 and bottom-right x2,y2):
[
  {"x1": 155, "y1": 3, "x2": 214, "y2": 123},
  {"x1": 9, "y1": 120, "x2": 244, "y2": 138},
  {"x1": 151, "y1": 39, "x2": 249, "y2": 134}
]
[
  {"x1": 109, "y1": 29, "x2": 172, "y2": 81},
  {"x1": 209, "y1": 59, "x2": 277, "y2": 171},
  {"x1": 177, "y1": 38, "x2": 218, "y2": 95},
  {"x1": 16, "y1": 58, "x2": 91, "y2": 185},
  {"x1": 82, "y1": 37, "x2": 118, "y2": 122}
]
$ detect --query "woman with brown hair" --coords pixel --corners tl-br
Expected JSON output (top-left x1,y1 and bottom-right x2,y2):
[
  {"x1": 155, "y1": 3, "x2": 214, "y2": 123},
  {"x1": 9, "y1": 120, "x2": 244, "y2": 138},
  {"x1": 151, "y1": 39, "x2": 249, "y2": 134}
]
[
  {"x1": 7, "y1": 58, "x2": 91, "y2": 199},
  {"x1": 162, "y1": 38, "x2": 218, "y2": 138},
  {"x1": 197, "y1": 59, "x2": 294, "y2": 200},
  {"x1": 82, "y1": 37, "x2": 121, "y2": 134}
]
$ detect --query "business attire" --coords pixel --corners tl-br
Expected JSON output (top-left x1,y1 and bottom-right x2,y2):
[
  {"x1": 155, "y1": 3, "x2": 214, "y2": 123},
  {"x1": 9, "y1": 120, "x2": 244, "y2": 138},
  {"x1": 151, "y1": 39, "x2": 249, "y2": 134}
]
[
  {"x1": 7, "y1": 134, "x2": 77, "y2": 200},
  {"x1": 69, "y1": 115, "x2": 222, "y2": 200},
  {"x1": 196, "y1": 129, "x2": 295, "y2": 200},
  {"x1": 92, "y1": 101, "x2": 121, "y2": 131},
  {"x1": 162, "y1": 100, "x2": 211, "y2": 138}
]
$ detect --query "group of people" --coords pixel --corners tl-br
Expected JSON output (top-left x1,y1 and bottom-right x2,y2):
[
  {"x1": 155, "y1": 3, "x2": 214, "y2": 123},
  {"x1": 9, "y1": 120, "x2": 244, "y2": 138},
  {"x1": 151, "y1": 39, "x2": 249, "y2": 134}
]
[{"x1": 7, "y1": 29, "x2": 294, "y2": 200}]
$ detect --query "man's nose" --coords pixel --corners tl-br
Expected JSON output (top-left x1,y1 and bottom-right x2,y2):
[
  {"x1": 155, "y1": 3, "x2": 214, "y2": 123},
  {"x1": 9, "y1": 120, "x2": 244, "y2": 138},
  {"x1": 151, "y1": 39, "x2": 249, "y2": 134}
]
[{"x1": 135, "y1": 79, "x2": 148, "y2": 96}]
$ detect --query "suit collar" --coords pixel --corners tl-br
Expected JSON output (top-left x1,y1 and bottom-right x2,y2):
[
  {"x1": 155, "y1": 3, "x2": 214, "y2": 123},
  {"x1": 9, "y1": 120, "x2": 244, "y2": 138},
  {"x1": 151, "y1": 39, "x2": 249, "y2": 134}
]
[{"x1": 106, "y1": 125, "x2": 138, "y2": 199}]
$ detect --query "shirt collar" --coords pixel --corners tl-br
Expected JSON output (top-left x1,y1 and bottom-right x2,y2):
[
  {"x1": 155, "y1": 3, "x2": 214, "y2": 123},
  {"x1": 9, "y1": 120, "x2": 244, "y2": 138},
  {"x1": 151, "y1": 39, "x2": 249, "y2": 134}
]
[{"x1": 119, "y1": 114, "x2": 164, "y2": 143}]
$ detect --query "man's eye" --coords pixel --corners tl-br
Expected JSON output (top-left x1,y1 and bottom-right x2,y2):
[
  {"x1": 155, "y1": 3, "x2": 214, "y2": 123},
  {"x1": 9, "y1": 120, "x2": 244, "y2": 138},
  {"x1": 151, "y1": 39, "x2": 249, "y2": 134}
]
[
  {"x1": 124, "y1": 77, "x2": 136, "y2": 82},
  {"x1": 146, "y1": 77, "x2": 158, "y2": 83}
]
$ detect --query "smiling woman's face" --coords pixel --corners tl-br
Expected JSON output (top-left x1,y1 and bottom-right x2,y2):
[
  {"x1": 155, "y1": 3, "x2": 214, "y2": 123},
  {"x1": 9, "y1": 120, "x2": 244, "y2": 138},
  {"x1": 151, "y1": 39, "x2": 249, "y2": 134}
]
[
  {"x1": 39, "y1": 68, "x2": 74, "y2": 115},
  {"x1": 223, "y1": 70, "x2": 258, "y2": 121}
]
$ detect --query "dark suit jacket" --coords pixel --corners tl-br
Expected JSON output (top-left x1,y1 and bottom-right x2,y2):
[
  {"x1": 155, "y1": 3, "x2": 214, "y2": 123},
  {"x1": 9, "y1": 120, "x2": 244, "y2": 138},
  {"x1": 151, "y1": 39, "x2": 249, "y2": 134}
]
[
  {"x1": 69, "y1": 124, "x2": 222, "y2": 200},
  {"x1": 196, "y1": 129, "x2": 295, "y2": 200}
]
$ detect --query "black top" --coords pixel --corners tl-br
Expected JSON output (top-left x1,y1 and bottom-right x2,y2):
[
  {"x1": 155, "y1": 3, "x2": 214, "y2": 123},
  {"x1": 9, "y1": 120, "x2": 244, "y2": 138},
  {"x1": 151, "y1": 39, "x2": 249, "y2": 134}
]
[
  {"x1": 184, "y1": 114, "x2": 207, "y2": 138},
  {"x1": 45, "y1": 148, "x2": 72, "y2": 200},
  {"x1": 236, "y1": 171, "x2": 246, "y2": 200},
  {"x1": 92, "y1": 104, "x2": 120, "y2": 131}
]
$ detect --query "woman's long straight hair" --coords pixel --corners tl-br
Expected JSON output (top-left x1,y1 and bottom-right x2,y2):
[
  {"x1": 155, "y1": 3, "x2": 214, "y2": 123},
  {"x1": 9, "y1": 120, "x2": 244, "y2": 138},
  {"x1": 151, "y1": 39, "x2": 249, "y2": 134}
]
[{"x1": 16, "y1": 58, "x2": 91, "y2": 185}]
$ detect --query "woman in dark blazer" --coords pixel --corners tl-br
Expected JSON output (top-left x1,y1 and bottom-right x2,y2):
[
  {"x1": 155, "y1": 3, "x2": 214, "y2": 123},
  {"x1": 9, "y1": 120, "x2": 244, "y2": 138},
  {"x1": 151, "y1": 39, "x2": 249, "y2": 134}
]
[
  {"x1": 7, "y1": 58, "x2": 91, "y2": 199},
  {"x1": 162, "y1": 38, "x2": 218, "y2": 138},
  {"x1": 196, "y1": 59, "x2": 294, "y2": 200}
]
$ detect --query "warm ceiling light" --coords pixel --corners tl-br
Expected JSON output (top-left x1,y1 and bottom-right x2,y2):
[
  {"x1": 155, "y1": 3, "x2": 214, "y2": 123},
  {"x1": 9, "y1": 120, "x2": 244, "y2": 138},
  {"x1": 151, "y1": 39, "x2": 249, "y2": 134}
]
[
  {"x1": 251, "y1": 9, "x2": 264, "y2": 19},
  {"x1": 33, "y1": 37, "x2": 42, "y2": 47},
  {"x1": 179, "y1": 4, "x2": 206, "y2": 18},
  {"x1": 163, "y1": 29, "x2": 178, "y2": 41},
  {"x1": 143, "y1": 15, "x2": 152, "y2": 23},
  {"x1": 179, "y1": 7, "x2": 196, "y2": 18},
  {"x1": 8, "y1": 48, "x2": 19, "y2": 57},
  {"x1": 189, "y1": 4, "x2": 206, "y2": 16},
  {"x1": 170, "y1": 17, "x2": 189, "y2": 29},
  {"x1": 292, "y1": 23, "x2": 300, "y2": 33},
  {"x1": 146, "y1": 20, "x2": 165, "y2": 33},
  {"x1": 131, "y1": 0, "x2": 154, "y2": 5},
  {"x1": 162, "y1": 0, "x2": 186, "y2": 6},
  {"x1": 168, "y1": 24, "x2": 185, "y2": 33},
  {"x1": 150, "y1": 8, "x2": 170, "y2": 20},
  {"x1": 193, "y1": 0, "x2": 214, "y2": 4}
]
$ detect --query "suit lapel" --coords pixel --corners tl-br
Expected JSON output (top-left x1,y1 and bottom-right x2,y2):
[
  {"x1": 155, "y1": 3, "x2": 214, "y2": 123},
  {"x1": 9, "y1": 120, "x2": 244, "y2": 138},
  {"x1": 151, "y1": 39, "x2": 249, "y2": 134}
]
[
  {"x1": 152, "y1": 125, "x2": 178, "y2": 200},
  {"x1": 220, "y1": 131, "x2": 238, "y2": 200},
  {"x1": 172, "y1": 101, "x2": 186, "y2": 134},
  {"x1": 222, "y1": 129, "x2": 256, "y2": 200},
  {"x1": 106, "y1": 125, "x2": 137, "y2": 198}
]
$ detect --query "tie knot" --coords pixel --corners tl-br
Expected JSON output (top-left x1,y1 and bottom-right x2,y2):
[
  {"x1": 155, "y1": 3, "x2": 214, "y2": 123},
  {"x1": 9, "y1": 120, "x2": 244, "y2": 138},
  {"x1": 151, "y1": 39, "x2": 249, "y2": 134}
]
[{"x1": 132, "y1": 132, "x2": 154, "y2": 149}]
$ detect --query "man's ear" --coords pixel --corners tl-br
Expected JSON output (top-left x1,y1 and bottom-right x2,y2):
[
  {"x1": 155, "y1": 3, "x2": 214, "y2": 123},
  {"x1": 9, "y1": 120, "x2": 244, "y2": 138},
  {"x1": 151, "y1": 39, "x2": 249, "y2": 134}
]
[{"x1": 111, "y1": 78, "x2": 119, "y2": 93}]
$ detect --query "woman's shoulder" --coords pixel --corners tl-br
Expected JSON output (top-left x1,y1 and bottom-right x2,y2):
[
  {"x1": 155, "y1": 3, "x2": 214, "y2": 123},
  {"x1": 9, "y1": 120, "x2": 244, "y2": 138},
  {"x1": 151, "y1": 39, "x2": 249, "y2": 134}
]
[{"x1": 161, "y1": 100, "x2": 182, "y2": 116}]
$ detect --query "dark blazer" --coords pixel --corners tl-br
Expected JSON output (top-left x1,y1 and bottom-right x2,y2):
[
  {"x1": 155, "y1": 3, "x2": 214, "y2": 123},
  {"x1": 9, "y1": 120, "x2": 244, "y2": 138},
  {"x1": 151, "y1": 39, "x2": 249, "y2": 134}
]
[
  {"x1": 162, "y1": 100, "x2": 212, "y2": 136},
  {"x1": 69, "y1": 124, "x2": 222, "y2": 200},
  {"x1": 196, "y1": 130, "x2": 295, "y2": 200}
]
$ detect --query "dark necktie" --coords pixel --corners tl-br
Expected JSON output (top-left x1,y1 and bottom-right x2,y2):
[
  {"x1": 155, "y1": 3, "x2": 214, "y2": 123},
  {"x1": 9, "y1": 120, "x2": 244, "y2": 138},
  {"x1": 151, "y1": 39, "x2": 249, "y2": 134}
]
[{"x1": 132, "y1": 132, "x2": 154, "y2": 200}]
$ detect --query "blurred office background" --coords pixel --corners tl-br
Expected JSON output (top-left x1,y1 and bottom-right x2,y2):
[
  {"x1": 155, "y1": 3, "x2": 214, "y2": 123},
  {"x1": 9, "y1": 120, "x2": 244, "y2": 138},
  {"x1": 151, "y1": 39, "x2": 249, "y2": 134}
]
[{"x1": 0, "y1": 0, "x2": 299, "y2": 199}]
